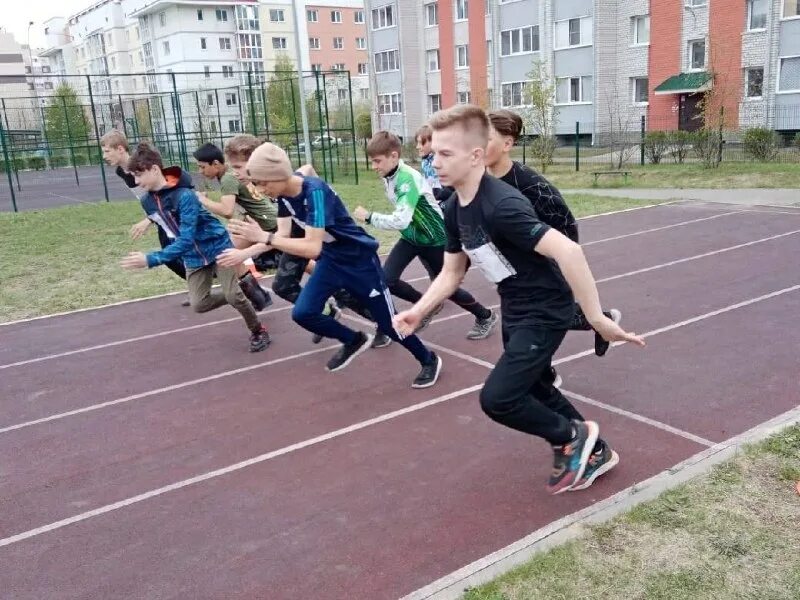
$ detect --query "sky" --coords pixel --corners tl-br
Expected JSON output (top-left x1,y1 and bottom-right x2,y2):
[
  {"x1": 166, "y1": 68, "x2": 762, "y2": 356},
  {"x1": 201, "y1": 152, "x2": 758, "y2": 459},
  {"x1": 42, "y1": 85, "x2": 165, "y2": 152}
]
[{"x1": 3, "y1": 0, "x2": 90, "y2": 49}]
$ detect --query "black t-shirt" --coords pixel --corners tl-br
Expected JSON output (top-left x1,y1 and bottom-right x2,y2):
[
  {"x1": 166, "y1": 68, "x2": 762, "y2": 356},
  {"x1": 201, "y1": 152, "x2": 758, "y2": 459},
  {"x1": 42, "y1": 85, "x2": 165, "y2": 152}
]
[
  {"x1": 499, "y1": 161, "x2": 576, "y2": 240},
  {"x1": 444, "y1": 174, "x2": 574, "y2": 329}
]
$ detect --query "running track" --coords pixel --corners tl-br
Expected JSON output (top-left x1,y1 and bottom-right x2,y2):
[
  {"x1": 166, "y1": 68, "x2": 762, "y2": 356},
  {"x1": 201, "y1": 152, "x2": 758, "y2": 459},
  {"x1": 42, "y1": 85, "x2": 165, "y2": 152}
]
[{"x1": 1, "y1": 201, "x2": 799, "y2": 599}]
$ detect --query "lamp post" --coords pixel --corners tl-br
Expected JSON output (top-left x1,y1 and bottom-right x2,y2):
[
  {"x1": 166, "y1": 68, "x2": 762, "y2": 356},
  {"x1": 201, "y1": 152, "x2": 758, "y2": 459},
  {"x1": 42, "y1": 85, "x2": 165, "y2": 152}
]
[{"x1": 27, "y1": 21, "x2": 50, "y2": 169}]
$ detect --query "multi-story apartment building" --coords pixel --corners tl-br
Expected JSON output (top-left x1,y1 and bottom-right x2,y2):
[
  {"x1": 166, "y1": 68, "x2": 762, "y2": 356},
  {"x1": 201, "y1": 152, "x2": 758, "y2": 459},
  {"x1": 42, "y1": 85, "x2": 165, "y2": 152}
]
[
  {"x1": 368, "y1": 0, "x2": 800, "y2": 141},
  {"x1": 0, "y1": 32, "x2": 34, "y2": 131}
]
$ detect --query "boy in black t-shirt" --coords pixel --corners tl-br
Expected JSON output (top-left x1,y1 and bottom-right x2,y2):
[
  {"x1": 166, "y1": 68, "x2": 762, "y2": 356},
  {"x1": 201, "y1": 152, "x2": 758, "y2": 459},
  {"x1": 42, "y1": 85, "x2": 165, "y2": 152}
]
[
  {"x1": 393, "y1": 105, "x2": 645, "y2": 494},
  {"x1": 485, "y1": 109, "x2": 622, "y2": 360}
]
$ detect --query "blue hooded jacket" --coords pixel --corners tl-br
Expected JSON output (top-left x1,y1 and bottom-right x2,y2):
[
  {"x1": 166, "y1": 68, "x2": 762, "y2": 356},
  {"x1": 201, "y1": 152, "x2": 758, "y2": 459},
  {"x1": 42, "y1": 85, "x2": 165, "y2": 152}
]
[{"x1": 142, "y1": 166, "x2": 233, "y2": 269}]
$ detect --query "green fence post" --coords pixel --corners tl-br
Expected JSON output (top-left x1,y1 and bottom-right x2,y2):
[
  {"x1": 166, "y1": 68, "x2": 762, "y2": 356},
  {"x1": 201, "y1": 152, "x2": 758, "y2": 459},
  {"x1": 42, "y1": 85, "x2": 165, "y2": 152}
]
[
  {"x1": 161, "y1": 94, "x2": 175, "y2": 165},
  {"x1": 321, "y1": 72, "x2": 334, "y2": 183},
  {"x1": 62, "y1": 96, "x2": 80, "y2": 186},
  {"x1": 314, "y1": 70, "x2": 328, "y2": 180},
  {"x1": 346, "y1": 70, "x2": 358, "y2": 184},
  {"x1": 39, "y1": 104, "x2": 52, "y2": 165},
  {"x1": 260, "y1": 83, "x2": 270, "y2": 140},
  {"x1": 575, "y1": 121, "x2": 580, "y2": 172},
  {"x1": 522, "y1": 126, "x2": 527, "y2": 165},
  {"x1": 119, "y1": 95, "x2": 129, "y2": 138},
  {"x1": 145, "y1": 97, "x2": 156, "y2": 144},
  {"x1": 640, "y1": 115, "x2": 646, "y2": 166},
  {"x1": 247, "y1": 70, "x2": 258, "y2": 135},
  {"x1": 1, "y1": 99, "x2": 21, "y2": 191},
  {"x1": 289, "y1": 76, "x2": 301, "y2": 164},
  {"x1": 86, "y1": 75, "x2": 110, "y2": 201},
  {"x1": 170, "y1": 73, "x2": 188, "y2": 170},
  {"x1": 0, "y1": 114, "x2": 18, "y2": 212},
  {"x1": 194, "y1": 90, "x2": 205, "y2": 144},
  {"x1": 214, "y1": 89, "x2": 223, "y2": 148}
]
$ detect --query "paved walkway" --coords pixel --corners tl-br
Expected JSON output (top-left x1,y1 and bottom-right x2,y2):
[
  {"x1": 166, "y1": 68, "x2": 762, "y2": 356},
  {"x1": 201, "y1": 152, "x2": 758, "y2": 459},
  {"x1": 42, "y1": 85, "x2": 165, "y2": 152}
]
[{"x1": 563, "y1": 188, "x2": 799, "y2": 207}]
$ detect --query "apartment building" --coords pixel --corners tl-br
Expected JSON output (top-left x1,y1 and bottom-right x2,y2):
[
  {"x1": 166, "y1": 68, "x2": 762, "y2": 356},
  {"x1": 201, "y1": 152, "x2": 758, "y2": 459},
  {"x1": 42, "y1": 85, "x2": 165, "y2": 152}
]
[
  {"x1": 0, "y1": 32, "x2": 33, "y2": 131},
  {"x1": 367, "y1": 0, "x2": 800, "y2": 141}
]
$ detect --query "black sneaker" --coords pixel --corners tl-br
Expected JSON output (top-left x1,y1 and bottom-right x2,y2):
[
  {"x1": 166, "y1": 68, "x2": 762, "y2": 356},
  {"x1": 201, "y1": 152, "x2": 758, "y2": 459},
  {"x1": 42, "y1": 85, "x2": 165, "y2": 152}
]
[
  {"x1": 326, "y1": 331, "x2": 373, "y2": 372},
  {"x1": 249, "y1": 325, "x2": 271, "y2": 353},
  {"x1": 313, "y1": 303, "x2": 341, "y2": 344},
  {"x1": 595, "y1": 309, "x2": 622, "y2": 357},
  {"x1": 545, "y1": 420, "x2": 599, "y2": 495},
  {"x1": 371, "y1": 329, "x2": 393, "y2": 348},
  {"x1": 570, "y1": 440, "x2": 619, "y2": 491},
  {"x1": 181, "y1": 295, "x2": 191, "y2": 307},
  {"x1": 239, "y1": 272, "x2": 273, "y2": 311},
  {"x1": 467, "y1": 309, "x2": 499, "y2": 340},
  {"x1": 412, "y1": 352, "x2": 442, "y2": 388}
]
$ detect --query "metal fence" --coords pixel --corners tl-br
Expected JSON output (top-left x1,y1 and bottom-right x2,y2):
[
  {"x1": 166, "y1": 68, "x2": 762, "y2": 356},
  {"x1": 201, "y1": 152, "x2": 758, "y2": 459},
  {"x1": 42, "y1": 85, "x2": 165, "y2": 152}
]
[{"x1": 0, "y1": 70, "x2": 363, "y2": 212}]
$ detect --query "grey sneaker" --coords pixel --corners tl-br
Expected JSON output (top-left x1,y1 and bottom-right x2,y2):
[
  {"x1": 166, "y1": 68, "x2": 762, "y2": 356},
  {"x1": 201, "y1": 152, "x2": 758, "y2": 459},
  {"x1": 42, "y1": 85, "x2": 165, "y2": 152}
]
[
  {"x1": 371, "y1": 329, "x2": 393, "y2": 348},
  {"x1": 415, "y1": 303, "x2": 444, "y2": 333},
  {"x1": 467, "y1": 309, "x2": 499, "y2": 340}
]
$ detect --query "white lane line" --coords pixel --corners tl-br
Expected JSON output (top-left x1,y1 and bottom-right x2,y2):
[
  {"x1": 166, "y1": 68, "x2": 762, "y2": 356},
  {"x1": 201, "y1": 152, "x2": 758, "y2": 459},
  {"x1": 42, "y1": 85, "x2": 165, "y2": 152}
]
[
  {"x1": 0, "y1": 384, "x2": 484, "y2": 548},
  {"x1": 581, "y1": 210, "x2": 742, "y2": 246}
]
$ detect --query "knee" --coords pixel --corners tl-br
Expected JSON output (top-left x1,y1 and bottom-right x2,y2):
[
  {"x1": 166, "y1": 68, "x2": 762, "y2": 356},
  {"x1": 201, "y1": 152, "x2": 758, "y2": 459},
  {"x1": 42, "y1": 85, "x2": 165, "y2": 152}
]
[
  {"x1": 291, "y1": 302, "x2": 315, "y2": 327},
  {"x1": 479, "y1": 382, "x2": 510, "y2": 419},
  {"x1": 273, "y1": 276, "x2": 296, "y2": 303}
]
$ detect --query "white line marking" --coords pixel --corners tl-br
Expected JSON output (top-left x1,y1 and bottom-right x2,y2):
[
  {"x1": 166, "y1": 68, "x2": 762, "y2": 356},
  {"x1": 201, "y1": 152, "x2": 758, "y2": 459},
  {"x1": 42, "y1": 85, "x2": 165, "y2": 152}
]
[
  {"x1": 402, "y1": 404, "x2": 800, "y2": 600},
  {"x1": 576, "y1": 199, "x2": 681, "y2": 220},
  {"x1": 0, "y1": 344, "x2": 338, "y2": 435},
  {"x1": 0, "y1": 384, "x2": 484, "y2": 548},
  {"x1": 581, "y1": 211, "x2": 742, "y2": 246},
  {"x1": 423, "y1": 343, "x2": 715, "y2": 447},
  {"x1": 2, "y1": 284, "x2": 798, "y2": 545},
  {"x1": 0, "y1": 202, "x2": 675, "y2": 327}
]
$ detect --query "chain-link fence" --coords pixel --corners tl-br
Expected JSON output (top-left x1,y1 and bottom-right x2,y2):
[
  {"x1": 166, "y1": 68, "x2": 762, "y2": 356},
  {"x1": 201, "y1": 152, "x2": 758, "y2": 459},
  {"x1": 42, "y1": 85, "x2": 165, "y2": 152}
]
[{"x1": 0, "y1": 70, "x2": 363, "y2": 212}]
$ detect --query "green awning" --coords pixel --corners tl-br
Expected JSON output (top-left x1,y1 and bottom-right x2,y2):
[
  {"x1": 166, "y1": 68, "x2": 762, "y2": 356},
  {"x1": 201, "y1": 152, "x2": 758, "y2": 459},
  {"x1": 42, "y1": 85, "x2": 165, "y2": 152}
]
[{"x1": 653, "y1": 72, "x2": 712, "y2": 95}]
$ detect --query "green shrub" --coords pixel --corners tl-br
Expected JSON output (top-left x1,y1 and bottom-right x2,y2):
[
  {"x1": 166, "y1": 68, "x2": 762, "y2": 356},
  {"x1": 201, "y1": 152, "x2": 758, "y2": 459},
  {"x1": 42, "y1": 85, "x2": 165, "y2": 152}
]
[
  {"x1": 644, "y1": 131, "x2": 669, "y2": 164},
  {"x1": 742, "y1": 127, "x2": 779, "y2": 161}
]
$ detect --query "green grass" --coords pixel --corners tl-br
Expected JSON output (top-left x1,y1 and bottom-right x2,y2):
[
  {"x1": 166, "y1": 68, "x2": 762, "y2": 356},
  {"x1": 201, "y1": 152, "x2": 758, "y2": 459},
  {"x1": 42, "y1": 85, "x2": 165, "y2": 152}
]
[
  {"x1": 462, "y1": 425, "x2": 800, "y2": 600},
  {"x1": 0, "y1": 179, "x2": 648, "y2": 323}
]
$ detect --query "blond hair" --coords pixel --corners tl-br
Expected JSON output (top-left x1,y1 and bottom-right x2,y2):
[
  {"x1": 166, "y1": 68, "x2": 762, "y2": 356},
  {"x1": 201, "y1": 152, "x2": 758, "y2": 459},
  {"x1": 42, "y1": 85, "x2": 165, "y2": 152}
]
[
  {"x1": 224, "y1": 134, "x2": 261, "y2": 161},
  {"x1": 100, "y1": 129, "x2": 128, "y2": 151},
  {"x1": 429, "y1": 105, "x2": 490, "y2": 148}
]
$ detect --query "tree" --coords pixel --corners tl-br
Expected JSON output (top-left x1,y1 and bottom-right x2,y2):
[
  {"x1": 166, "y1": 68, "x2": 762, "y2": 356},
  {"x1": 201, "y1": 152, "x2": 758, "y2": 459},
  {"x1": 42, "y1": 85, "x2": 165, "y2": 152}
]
[
  {"x1": 601, "y1": 82, "x2": 639, "y2": 169},
  {"x1": 354, "y1": 104, "x2": 372, "y2": 140},
  {"x1": 265, "y1": 54, "x2": 303, "y2": 138},
  {"x1": 522, "y1": 60, "x2": 559, "y2": 173},
  {"x1": 44, "y1": 83, "x2": 90, "y2": 146}
]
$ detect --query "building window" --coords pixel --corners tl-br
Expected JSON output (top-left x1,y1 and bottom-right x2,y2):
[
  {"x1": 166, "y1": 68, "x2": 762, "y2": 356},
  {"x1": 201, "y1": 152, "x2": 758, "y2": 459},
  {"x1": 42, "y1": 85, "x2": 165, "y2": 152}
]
[
  {"x1": 632, "y1": 77, "x2": 649, "y2": 104},
  {"x1": 331, "y1": 10, "x2": 342, "y2": 23},
  {"x1": 632, "y1": 16, "x2": 650, "y2": 45},
  {"x1": 219, "y1": 37, "x2": 231, "y2": 50},
  {"x1": 209, "y1": 121, "x2": 217, "y2": 134},
  {"x1": 748, "y1": 0, "x2": 767, "y2": 29},
  {"x1": 356, "y1": 37, "x2": 366, "y2": 50},
  {"x1": 501, "y1": 81, "x2": 528, "y2": 107},
  {"x1": 159, "y1": 12, "x2": 166, "y2": 27},
  {"x1": 307, "y1": 9, "x2": 318, "y2": 22},
  {"x1": 456, "y1": 45, "x2": 469, "y2": 68},
  {"x1": 272, "y1": 37, "x2": 287, "y2": 50},
  {"x1": 338, "y1": 89, "x2": 348, "y2": 101},
  {"x1": 778, "y1": 56, "x2": 800, "y2": 91},
  {"x1": 457, "y1": 91, "x2": 471, "y2": 104},
  {"x1": 360, "y1": 88, "x2": 370, "y2": 99},
  {"x1": 429, "y1": 94, "x2": 442, "y2": 113},
  {"x1": 746, "y1": 67, "x2": 764, "y2": 97},
  {"x1": 688, "y1": 39, "x2": 706, "y2": 70},
  {"x1": 312, "y1": 64, "x2": 322, "y2": 72},
  {"x1": 374, "y1": 49, "x2": 399, "y2": 72},
  {"x1": 425, "y1": 2, "x2": 439, "y2": 26},
  {"x1": 358, "y1": 62, "x2": 368, "y2": 74},
  {"x1": 225, "y1": 92, "x2": 237, "y2": 106},
  {"x1": 686, "y1": 0, "x2": 707, "y2": 6},
  {"x1": 216, "y1": 9, "x2": 228, "y2": 22},
  {"x1": 355, "y1": 10, "x2": 364, "y2": 23},
  {"x1": 228, "y1": 119, "x2": 240, "y2": 133},
  {"x1": 309, "y1": 37, "x2": 320, "y2": 50},
  {"x1": 783, "y1": 0, "x2": 800, "y2": 17},
  {"x1": 223, "y1": 65, "x2": 234, "y2": 78},
  {"x1": 456, "y1": 0, "x2": 468, "y2": 21},
  {"x1": 555, "y1": 17, "x2": 592, "y2": 49},
  {"x1": 111, "y1": 56, "x2": 116, "y2": 70},
  {"x1": 378, "y1": 93, "x2": 402, "y2": 114},
  {"x1": 207, "y1": 93, "x2": 214, "y2": 106},
  {"x1": 204, "y1": 66, "x2": 210, "y2": 78},
  {"x1": 269, "y1": 9, "x2": 285, "y2": 22},
  {"x1": 372, "y1": 5, "x2": 395, "y2": 29},
  {"x1": 197, "y1": 9, "x2": 203, "y2": 20},
  {"x1": 332, "y1": 63, "x2": 345, "y2": 71},
  {"x1": 200, "y1": 37, "x2": 207, "y2": 50},
  {"x1": 556, "y1": 76, "x2": 593, "y2": 103},
  {"x1": 427, "y1": 49, "x2": 440, "y2": 71},
  {"x1": 162, "y1": 41, "x2": 170, "y2": 55},
  {"x1": 500, "y1": 26, "x2": 539, "y2": 56}
]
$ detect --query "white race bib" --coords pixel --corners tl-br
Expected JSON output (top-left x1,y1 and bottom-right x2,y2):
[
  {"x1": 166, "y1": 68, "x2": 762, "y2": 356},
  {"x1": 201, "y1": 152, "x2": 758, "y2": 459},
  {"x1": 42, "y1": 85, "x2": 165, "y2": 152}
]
[{"x1": 463, "y1": 242, "x2": 516, "y2": 283}]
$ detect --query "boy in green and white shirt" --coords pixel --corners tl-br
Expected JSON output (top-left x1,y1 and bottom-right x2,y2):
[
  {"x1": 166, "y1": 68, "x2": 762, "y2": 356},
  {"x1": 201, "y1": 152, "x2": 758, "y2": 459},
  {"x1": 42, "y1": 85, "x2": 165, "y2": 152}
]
[{"x1": 354, "y1": 131, "x2": 497, "y2": 340}]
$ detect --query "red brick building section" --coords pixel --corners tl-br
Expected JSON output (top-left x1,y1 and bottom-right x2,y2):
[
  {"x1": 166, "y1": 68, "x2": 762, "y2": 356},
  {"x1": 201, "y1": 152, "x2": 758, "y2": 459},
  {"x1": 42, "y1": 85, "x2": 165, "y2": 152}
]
[
  {"x1": 468, "y1": 0, "x2": 488, "y2": 108},
  {"x1": 708, "y1": 0, "x2": 745, "y2": 126},
  {"x1": 438, "y1": 0, "x2": 456, "y2": 108},
  {"x1": 648, "y1": 0, "x2": 683, "y2": 129}
]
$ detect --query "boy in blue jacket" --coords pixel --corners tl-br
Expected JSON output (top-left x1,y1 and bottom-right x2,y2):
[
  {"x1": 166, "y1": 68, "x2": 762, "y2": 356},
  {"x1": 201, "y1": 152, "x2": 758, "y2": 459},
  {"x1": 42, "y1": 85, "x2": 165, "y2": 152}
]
[{"x1": 120, "y1": 142, "x2": 270, "y2": 352}]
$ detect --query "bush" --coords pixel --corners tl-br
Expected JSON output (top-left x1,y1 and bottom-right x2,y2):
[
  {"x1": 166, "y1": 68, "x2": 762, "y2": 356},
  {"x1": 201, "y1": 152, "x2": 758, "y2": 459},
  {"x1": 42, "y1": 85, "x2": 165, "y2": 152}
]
[
  {"x1": 28, "y1": 156, "x2": 46, "y2": 170},
  {"x1": 644, "y1": 131, "x2": 669, "y2": 164},
  {"x1": 667, "y1": 130, "x2": 693, "y2": 164},
  {"x1": 531, "y1": 136, "x2": 556, "y2": 173},
  {"x1": 693, "y1": 129, "x2": 723, "y2": 168},
  {"x1": 742, "y1": 127, "x2": 779, "y2": 162},
  {"x1": 793, "y1": 132, "x2": 800, "y2": 149}
]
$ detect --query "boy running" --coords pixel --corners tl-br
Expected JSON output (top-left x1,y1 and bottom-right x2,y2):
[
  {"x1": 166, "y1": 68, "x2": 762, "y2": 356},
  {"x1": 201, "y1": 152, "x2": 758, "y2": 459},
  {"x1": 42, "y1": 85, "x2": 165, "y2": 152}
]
[
  {"x1": 119, "y1": 142, "x2": 270, "y2": 352},
  {"x1": 101, "y1": 129, "x2": 189, "y2": 306},
  {"x1": 354, "y1": 131, "x2": 498, "y2": 340},
  {"x1": 227, "y1": 142, "x2": 442, "y2": 388},
  {"x1": 393, "y1": 106, "x2": 645, "y2": 493},
  {"x1": 485, "y1": 109, "x2": 622, "y2": 358}
]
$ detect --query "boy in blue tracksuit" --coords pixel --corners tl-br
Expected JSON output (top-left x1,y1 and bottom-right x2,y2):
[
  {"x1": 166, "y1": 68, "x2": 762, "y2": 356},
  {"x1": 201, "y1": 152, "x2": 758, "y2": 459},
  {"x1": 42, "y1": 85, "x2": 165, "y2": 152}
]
[
  {"x1": 227, "y1": 142, "x2": 442, "y2": 388},
  {"x1": 120, "y1": 142, "x2": 270, "y2": 352}
]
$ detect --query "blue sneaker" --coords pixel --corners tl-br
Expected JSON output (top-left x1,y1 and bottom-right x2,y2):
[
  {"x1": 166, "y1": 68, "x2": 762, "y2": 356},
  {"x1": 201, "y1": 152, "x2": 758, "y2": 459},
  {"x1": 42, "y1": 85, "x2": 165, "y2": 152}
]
[
  {"x1": 570, "y1": 441, "x2": 619, "y2": 491},
  {"x1": 546, "y1": 420, "x2": 599, "y2": 495}
]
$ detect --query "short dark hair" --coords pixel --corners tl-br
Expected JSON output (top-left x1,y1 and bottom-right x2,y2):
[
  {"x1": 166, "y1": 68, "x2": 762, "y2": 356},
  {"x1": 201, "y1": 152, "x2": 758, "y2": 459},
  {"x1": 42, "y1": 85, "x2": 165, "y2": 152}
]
[
  {"x1": 193, "y1": 143, "x2": 225, "y2": 164},
  {"x1": 128, "y1": 142, "x2": 163, "y2": 173},
  {"x1": 366, "y1": 130, "x2": 402, "y2": 157},
  {"x1": 415, "y1": 124, "x2": 432, "y2": 144},
  {"x1": 488, "y1": 109, "x2": 524, "y2": 142}
]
